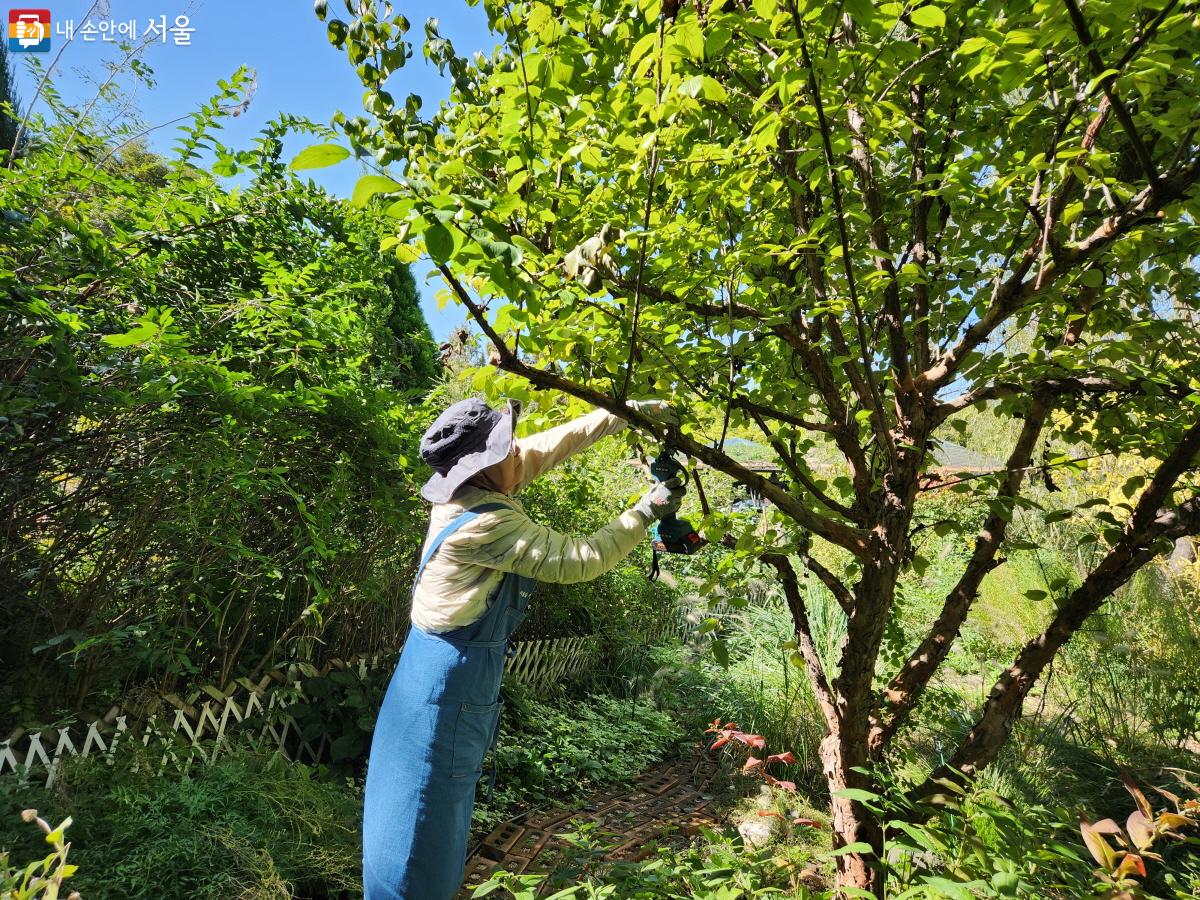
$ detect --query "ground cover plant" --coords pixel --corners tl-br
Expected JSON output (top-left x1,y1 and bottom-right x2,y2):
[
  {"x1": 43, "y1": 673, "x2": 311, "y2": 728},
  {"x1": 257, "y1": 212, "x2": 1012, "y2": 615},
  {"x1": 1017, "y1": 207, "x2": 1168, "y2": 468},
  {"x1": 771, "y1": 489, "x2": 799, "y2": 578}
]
[
  {"x1": 321, "y1": 0, "x2": 1200, "y2": 890},
  {"x1": 0, "y1": 751, "x2": 363, "y2": 900},
  {"x1": 0, "y1": 688, "x2": 685, "y2": 899}
]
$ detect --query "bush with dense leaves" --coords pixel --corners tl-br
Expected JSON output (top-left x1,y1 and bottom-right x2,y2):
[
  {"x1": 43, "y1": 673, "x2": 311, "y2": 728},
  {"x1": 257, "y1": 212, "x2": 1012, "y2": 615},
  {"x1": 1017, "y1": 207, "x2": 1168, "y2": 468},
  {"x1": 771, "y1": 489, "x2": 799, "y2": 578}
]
[{"x1": 0, "y1": 67, "x2": 437, "y2": 725}]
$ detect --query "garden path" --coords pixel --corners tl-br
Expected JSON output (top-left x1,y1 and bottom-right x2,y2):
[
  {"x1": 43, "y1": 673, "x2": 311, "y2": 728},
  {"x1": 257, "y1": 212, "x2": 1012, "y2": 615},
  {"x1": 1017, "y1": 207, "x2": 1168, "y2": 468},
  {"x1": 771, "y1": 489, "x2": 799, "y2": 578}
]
[{"x1": 459, "y1": 746, "x2": 722, "y2": 896}]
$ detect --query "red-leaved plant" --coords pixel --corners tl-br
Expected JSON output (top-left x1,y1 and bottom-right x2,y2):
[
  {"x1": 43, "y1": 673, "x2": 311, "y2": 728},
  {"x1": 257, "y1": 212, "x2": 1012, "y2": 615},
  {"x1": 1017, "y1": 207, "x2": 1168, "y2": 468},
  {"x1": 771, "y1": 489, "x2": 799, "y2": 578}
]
[
  {"x1": 705, "y1": 719, "x2": 803, "y2": 796},
  {"x1": 1080, "y1": 771, "x2": 1199, "y2": 899},
  {"x1": 705, "y1": 720, "x2": 821, "y2": 830}
]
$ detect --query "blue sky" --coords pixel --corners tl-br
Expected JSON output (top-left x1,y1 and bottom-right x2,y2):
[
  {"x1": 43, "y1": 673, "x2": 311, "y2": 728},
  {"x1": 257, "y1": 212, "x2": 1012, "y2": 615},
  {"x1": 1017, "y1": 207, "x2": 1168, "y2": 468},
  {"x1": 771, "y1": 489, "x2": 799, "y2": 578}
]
[{"x1": 12, "y1": 0, "x2": 495, "y2": 341}]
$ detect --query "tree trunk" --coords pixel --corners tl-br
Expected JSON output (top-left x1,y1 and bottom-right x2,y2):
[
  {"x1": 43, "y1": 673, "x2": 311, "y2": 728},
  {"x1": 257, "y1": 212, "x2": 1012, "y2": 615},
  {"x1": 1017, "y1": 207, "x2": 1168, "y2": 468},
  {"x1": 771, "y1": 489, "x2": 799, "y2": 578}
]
[
  {"x1": 816, "y1": 441, "x2": 921, "y2": 896},
  {"x1": 822, "y1": 727, "x2": 884, "y2": 896}
]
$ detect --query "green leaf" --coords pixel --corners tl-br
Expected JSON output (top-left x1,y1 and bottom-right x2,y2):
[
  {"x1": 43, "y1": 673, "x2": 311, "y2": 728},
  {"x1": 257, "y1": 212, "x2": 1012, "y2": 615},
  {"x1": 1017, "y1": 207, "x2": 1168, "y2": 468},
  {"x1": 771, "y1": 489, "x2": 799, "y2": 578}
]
[
  {"x1": 826, "y1": 841, "x2": 876, "y2": 857},
  {"x1": 909, "y1": 5, "x2": 946, "y2": 28},
  {"x1": 843, "y1": 0, "x2": 875, "y2": 23},
  {"x1": 833, "y1": 788, "x2": 880, "y2": 804},
  {"x1": 351, "y1": 175, "x2": 403, "y2": 208},
  {"x1": 425, "y1": 223, "x2": 455, "y2": 263},
  {"x1": 957, "y1": 36, "x2": 992, "y2": 56},
  {"x1": 712, "y1": 638, "x2": 730, "y2": 668},
  {"x1": 102, "y1": 324, "x2": 158, "y2": 347},
  {"x1": 395, "y1": 243, "x2": 422, "y2": 264},
  {"x1": 991, "y1": 871, "x2": 1021, "y2": 896},
  {"x1": 674, "y1": 20, "x2": 705, "y2": 60},
  {"x1": 330, "y1": 733, "x2": 360, "y2": 761},
  {"x1": 510, "y1": 234, "x2": 542, "y2": 257},
  {"x1": 1120, "y1": 474, "x2": 1146, "y2": 499},
  {"x1": 326, "y1": 18, "x2": 348, "y2": 46},
  {"x1": 918, "y1": 877, "x2": 987, "y2": 900},
  {"x1": 288, "y1": 143, "x2": 350, "y2": 171},
  {"x1": 698, "y1": 76, "x2": 728, "y2": 101}
]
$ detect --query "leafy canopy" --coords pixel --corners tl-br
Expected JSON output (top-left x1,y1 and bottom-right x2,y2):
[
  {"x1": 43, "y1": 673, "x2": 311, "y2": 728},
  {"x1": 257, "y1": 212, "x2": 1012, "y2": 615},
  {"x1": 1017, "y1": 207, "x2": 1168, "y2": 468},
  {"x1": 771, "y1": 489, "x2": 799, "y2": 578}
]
[{"x1": 326, "y1": 0, "x2": 1199, "y2": 563}]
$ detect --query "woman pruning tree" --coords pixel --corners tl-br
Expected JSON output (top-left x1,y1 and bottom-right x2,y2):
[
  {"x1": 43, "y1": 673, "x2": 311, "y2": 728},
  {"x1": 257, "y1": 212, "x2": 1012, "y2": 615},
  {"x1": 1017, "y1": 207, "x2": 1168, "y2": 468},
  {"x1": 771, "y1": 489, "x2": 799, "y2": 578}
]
[{"x1": 362, "y1": 396, "x2": 684, "y2": 899}]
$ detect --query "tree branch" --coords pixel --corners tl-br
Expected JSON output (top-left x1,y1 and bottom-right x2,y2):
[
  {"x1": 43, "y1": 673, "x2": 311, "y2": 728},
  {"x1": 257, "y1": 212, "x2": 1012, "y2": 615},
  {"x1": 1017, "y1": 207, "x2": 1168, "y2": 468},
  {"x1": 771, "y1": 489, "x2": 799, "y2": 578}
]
[
  {"x1": 909, "y1": 80, "x2": 932, "y2": 377},
  {"x1": 876, "y1": 278, "x2": 1101, "y2": 748},
  {"x1": 747, "y1": 406, "x2": 860, "y2": 523},
  {"x1": 933, "y1": 375, "x2": 1196, "y2": 423},
  {"x1": 1062, "y1": 0, "x2": 1161, "y2": 190},
  {"x1": 762, "y1": 552, "x2": 839, "y2": 728},
  {"x1": 789, "y1": 3, "x2": 896, "y2": 464},
  {"x1": 913, "y1": 420, "x2": 1200, "y2": 793},
  {"x1": 870, "y1": 394, "x2": 1051, "y2": 752},
  {"x1": 796, "y1": 539, "x2": 855, "y2": 616},
  {"x1": 917, "y1": 157, "x2": 1200, "y2": 395},
  {"x1": 731, "y1": 396, "x2": 839, "y2": 435},
  {"x1": 846, "y1": 98, "x2": 913, "y2": 391},
  {"x1": 774, "y1": 130, "x2": 876, "y2": 505},
  {"x1": 604, "y1": 273, "x2": 805, "y2": 348},
  {"x1": 436, "y1": 263, "x2": 873, "y2": 557}
]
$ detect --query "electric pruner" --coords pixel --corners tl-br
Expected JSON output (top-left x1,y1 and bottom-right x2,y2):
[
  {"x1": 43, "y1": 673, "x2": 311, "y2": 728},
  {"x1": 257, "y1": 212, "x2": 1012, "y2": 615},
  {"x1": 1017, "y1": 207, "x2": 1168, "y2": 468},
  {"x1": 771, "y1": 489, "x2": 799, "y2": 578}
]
[{"x1": 649, "y1": 447, "x2": 707, "y2": 558}]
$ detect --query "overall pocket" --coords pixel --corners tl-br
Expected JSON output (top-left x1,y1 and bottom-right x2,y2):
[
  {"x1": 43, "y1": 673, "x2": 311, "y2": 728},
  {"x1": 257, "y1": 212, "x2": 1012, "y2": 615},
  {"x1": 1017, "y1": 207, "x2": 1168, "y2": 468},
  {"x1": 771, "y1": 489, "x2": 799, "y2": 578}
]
[{"x1": 450, "y1": 700, "x2": 501, "y2": 779}]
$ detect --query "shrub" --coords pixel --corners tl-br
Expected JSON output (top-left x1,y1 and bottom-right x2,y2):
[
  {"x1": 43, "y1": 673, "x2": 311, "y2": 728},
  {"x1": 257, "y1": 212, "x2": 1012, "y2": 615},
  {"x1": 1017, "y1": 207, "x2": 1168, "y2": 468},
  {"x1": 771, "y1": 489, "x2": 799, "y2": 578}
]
[{"x1": 1, "y1": 68, "x2": 435, "y2": 724}]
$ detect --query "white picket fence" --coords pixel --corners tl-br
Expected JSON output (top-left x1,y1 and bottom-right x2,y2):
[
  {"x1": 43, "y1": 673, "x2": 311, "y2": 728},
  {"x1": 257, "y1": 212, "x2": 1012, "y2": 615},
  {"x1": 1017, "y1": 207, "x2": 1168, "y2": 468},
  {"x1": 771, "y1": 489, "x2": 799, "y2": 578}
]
[
  {"x1": 0, "y1": 598, "x2": 738, "y2": 789},
  {"x1": 0, "y1": 634, "x2": 604, "y2": 788}
]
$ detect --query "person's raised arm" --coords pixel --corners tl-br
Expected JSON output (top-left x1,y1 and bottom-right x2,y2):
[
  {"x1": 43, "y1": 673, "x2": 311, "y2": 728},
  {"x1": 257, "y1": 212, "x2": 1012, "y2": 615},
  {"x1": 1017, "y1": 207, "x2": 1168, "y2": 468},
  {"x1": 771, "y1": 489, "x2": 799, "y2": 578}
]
[
  {"x1": 515, "y1": 400, "x2": 677, "y2": 491},
  {"x1": 441, "y1": 477, "x2": 686, "y2": 583}
]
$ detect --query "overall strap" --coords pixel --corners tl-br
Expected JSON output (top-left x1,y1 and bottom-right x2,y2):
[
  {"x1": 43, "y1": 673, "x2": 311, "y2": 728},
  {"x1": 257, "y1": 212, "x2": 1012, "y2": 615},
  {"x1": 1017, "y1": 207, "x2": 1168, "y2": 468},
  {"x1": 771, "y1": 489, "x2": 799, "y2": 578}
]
[{"x1": 413, "y1": 502, "x2": 510, "y2": 590}]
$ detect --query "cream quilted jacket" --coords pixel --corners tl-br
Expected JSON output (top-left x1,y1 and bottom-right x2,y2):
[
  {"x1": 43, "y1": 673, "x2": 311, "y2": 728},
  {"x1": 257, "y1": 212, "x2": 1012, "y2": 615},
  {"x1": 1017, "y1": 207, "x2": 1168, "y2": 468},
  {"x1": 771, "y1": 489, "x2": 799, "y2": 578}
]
[{"x1": 410, "y1": 409, "x2": 651, "y2": 633}]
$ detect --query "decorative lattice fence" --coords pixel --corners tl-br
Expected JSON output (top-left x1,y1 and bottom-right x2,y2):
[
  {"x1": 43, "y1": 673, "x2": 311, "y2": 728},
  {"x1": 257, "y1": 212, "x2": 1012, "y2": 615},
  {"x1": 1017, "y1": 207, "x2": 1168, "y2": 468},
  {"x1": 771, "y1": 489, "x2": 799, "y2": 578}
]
[
  {"x1": 505, "y1": 634, "x2": 603, "y2": 686},
  {"x1": 1, "y1": 634, "x2": 603, "y2": 788}
]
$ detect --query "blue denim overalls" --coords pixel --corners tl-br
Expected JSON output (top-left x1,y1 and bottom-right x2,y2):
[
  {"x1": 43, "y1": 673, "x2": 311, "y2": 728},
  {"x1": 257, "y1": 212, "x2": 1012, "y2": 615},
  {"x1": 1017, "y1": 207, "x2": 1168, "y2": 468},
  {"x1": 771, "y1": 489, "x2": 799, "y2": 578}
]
[{"x1": 362, "y1": 503, "x2": 534, "y2": 900}]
